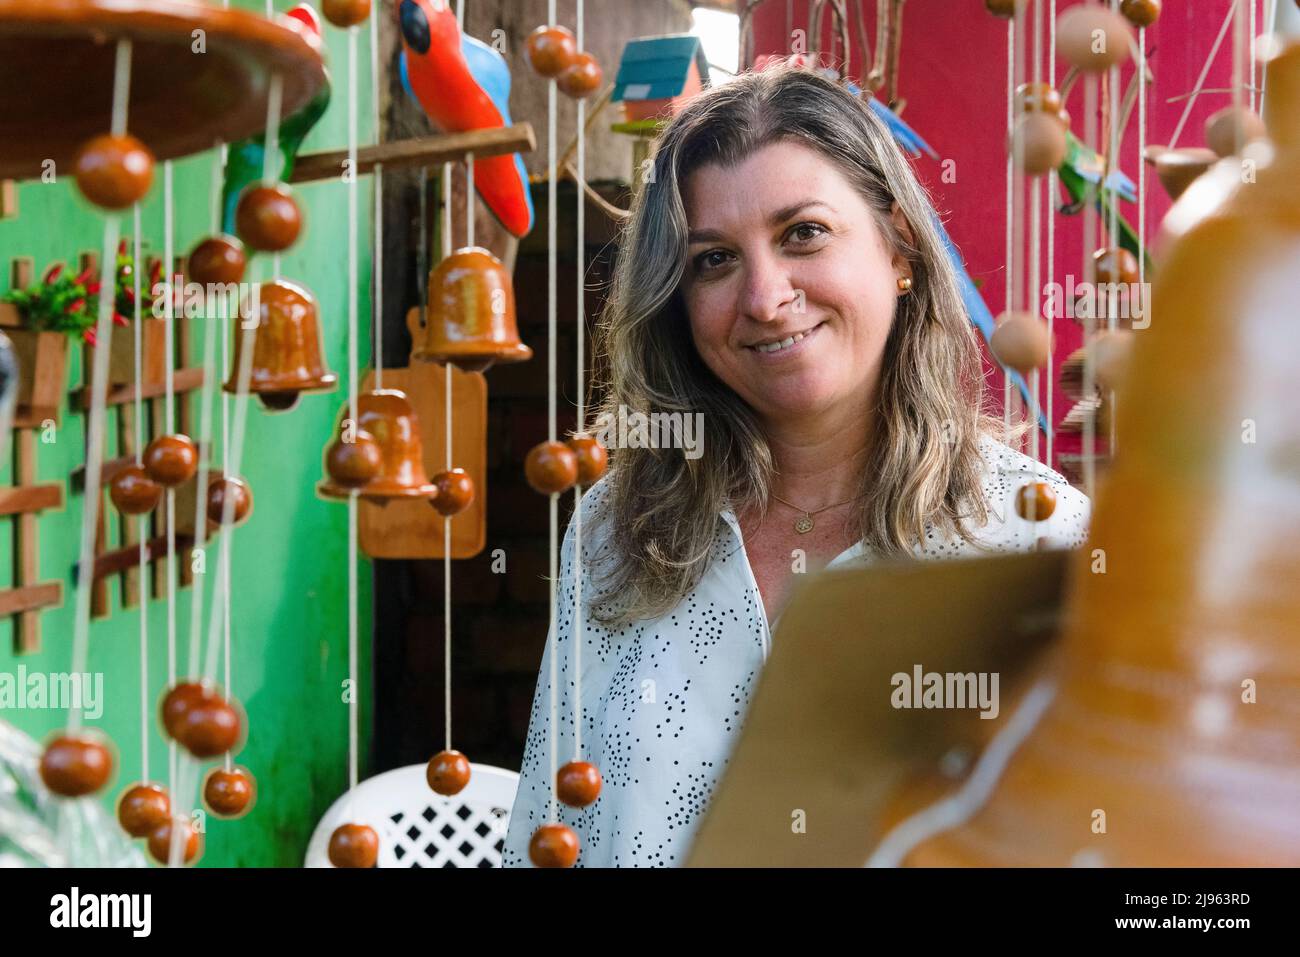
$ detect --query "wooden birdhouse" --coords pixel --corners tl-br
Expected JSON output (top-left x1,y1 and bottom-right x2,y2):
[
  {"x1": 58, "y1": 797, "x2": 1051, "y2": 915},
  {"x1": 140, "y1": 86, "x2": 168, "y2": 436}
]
[{"x1": 612, "y1": 35, "x2": 711, "y2": 123}]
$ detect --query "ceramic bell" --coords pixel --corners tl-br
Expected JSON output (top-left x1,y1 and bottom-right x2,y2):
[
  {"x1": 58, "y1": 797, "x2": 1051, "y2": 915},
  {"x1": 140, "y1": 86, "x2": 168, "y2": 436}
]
[
  {"x1": 410, "y1": 247, "x2": 532, "y2": 373},
  {"x1": 317, "y1": 389, "x2": 439, "y2": 502},
  {"x1": 224, "y1": 279, "x2": 337, "y2": 412},
  {"x1": 882, "y1": 39, "x2": 1300, "y2": 867}
]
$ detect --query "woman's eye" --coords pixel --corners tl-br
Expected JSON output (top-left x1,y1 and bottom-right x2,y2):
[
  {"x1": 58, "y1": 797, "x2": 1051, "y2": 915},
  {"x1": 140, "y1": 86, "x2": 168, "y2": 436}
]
[
  {"x1": 694, "y1": 250, "x2": 732, "y2": 273},
  {"x1": 788, "y1": 223, "x2": 827, "y2": 245}
]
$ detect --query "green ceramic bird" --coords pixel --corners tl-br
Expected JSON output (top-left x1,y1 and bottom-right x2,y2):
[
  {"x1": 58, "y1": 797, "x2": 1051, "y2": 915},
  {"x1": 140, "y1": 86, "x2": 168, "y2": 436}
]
[{"x1": 1057, "y1": 131, "x2": 1154, "y2": 275}]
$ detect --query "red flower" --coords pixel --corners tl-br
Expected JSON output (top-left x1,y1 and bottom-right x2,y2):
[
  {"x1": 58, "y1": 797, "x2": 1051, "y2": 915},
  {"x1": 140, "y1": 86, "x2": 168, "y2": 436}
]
[
  {"x1": 42, "y1": 263, "x2": 63, "y2": 284},
  {"x1": 84, "y1": 281, "x2": 102, "y2": 296},
  {"x1": 118, "y1": 238, "x2": 128, "y2": 256},
  {"x1": 73, "y1": 266, "x2": 96, "y2": 286},
  {"x1": 113, "y1": 312, "x2": 130, "y2": 327},
  {"x1": 65, "y1": 297, "x2": 86, "y2": 314},
  {"x1": 83, "y1": 327, "x2": 98, "y2": 346}
]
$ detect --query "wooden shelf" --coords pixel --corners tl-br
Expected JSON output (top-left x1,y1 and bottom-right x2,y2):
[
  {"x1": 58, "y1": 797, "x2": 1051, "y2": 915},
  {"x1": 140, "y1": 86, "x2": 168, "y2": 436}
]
[
  {"x1": 0, "y1": 582, "x2": 61, "y2": 617},
  {"x1": 0, "y1": 482, "x2": 62, "y2": 517},
  {"x1": 68, "y1": 365, "x2": 204, "y2": 411}
]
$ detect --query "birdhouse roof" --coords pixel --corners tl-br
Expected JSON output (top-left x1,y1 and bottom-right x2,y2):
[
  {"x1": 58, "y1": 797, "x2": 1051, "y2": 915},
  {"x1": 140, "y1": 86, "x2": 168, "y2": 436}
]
[{"x1": 612, "y1": 34, "x2": 710, "y2": 103}]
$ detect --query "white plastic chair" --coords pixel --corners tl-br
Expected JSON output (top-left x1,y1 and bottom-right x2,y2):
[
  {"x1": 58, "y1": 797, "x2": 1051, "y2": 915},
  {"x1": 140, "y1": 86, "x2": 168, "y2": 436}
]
[{"x1": 305, "y1": 763, "x2": 519, "y2": 868}]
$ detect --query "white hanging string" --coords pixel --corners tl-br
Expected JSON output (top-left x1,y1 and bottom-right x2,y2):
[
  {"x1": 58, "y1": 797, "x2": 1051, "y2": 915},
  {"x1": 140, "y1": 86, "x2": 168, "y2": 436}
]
[
  {"x1": 1003, "y1": 17, "x2": 1014, "y2": 441},
  {"x1": 347, "y1": 21, "x2": 361, "y2": 792},
  {"x1": 1046, "y1": 0, "x2": 1056, "y2": 469},
  {"x1": 371, "y1": 0, "x2": 384, "y2": 390},
  {"x1": 546, "y1": 0, "x2": 560, "y2": 826},
  {"x1": 1107, "y1": 0, "x2": 1120, "y2": 459},
  {"x1": 573, "y1": 0, "x2": 586, "y2": 761},
  {"x1": 1030, "y1": 0, "x2": 1042, "y2": 477},
  {"x1": 133, "y1": 202, "x2": 149, "y2": 782},
  {"x1": 1081, "y1": 72, "x2": 1097, "y2": 500},
  {"x1": 162, "y1": 156, "x2": 178, "y2": 801},
  {"x1": 68, "y1": 41, "x2": 129, "y2": 737}
]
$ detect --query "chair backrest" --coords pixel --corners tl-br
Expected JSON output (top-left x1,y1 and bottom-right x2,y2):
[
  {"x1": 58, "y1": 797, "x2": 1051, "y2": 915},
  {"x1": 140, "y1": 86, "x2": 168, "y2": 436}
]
[{"x1": 305, "y1": 763, "x2": 519, "y2": 868}]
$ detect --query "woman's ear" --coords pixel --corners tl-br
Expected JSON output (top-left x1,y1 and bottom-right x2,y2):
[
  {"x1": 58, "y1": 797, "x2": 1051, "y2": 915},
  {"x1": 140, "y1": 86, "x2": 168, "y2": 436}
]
[{"x1": 890, "y1": 202, "x2": 916, "y2": 285}]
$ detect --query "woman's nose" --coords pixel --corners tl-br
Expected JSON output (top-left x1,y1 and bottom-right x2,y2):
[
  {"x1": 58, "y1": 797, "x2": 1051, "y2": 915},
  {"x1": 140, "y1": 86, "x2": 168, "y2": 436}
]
[{"x1": 737, "y1": 254, "x2": 796, "y2": 324}]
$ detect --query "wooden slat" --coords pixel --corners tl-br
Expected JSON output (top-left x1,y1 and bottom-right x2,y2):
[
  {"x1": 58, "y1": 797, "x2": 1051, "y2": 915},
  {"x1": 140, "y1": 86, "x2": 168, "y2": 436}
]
[
  {"x1": 0, "y1": 179, "x2": 15, "y2": 219},
  {"x1": 88, "y1": 534, "x2": 196, "y2": 582},
  {"x1": 290, "y1": 125, "x2": 537, "y2": 183},
  {"x1": 0, "y1": 582, "x2": 61, "y2": 617},
  {"x1": 68, "y1": 364, "x2": 204, "y2": 410},
  {"x1": 0, "y1": 483, "x2": 62, "y2": 517},
  {"x1": 13, "y1": 429, "x2": 41, "y2": 652},
  {"x1": 0, "y1": 302, "x2": 20, "y2": 327},
  {"x1": 118, "y1": 402, "x2": 141, "y2": 608}
]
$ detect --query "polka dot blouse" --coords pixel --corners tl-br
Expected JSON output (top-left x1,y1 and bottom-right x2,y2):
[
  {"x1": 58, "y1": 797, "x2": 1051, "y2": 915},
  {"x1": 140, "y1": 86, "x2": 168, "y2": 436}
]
[{"x1": 501, "y1": 435, "x2": 1091, "y2": 867}]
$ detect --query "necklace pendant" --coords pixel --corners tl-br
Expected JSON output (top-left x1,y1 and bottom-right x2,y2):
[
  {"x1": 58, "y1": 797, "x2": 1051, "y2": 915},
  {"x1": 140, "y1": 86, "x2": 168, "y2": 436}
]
[{"x1": 794, "y1": 515, "x2": 814, "y2": 534}]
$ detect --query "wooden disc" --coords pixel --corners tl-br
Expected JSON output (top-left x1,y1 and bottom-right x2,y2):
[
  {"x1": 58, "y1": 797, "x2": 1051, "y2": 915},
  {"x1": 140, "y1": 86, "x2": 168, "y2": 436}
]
[{"x1": 0, "y1": 0, "x2": 327, "y2": 180}]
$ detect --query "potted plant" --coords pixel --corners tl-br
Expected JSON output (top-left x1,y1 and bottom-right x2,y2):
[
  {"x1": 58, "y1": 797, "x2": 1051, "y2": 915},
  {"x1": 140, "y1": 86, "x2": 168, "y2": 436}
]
[{"x1": 108, "y1": 242, "x2": 168, "y2": 387}]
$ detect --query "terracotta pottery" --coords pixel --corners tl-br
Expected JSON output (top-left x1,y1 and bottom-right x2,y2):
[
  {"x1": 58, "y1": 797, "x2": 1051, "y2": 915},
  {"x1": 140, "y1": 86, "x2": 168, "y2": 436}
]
[
  {"x1": 203, "y1": 766, "x2": 256, "y2": 819},
  {"x1": 328, "y1": 823, "x2": 379, "y2": 868},
  {"x1": 529, "y1": 823, "x2": 579, "y2": 868},
  {"x1": 148, "y1": 818, "x2": 201, "y2": 865},
  {"x1": 426, "y1": 749, "x2": 471, "y2": 796},
  {"x1": 557, "y1": 761, "x2": 602, "y2": 808},
  {"x1": 117, "y1": 782, "x2": 171, "y2": 838},
  {"x1": 557, "y1": 52, "x2": 602, "y2": 99},
  {"x1": 224, "y1": 279, "x2": 337, "y2": 412},
  {"x1": 526, "y1": 25, "x2": 577, "y2": 77},
  {"x1": 411, "y1": 247, "x2": 531, "y2": 372},
  {"x1": 39, "y1": 734, "x2": 113, "y2": 797},
  {"x1": 109, "y1": 462, "x2": 163, "y2": 515},
  {"x1": 317, "y1": 389, "x2": 439, "y2": 501}
]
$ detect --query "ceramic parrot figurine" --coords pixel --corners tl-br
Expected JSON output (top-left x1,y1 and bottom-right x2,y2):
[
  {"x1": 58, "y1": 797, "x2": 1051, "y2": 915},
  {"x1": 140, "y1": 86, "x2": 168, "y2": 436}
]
[
  {"x1": 221, "y1": 4, "x2": 331, "y2": 234},
  {"x1": 859, "y1": 91, "x2": 1049, "y2": 434},
  {"x1": 1057, "y1": 131, "x2": 1152, "y2": 274},
  {"x1": 397, "y1": 0, "x2": 535, "y2": 238}
]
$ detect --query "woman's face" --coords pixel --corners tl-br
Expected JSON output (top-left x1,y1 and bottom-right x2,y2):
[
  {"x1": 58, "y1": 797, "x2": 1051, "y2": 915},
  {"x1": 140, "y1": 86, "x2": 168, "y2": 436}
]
[{"x1": 681, "y1": 139, "x2": 910, "y2": 425}]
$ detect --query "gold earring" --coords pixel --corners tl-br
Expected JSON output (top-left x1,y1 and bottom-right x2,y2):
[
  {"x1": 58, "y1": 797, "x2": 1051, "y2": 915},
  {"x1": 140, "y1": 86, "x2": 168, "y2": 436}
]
[{"x1": 897, "y1": 276, "x2": 913, "y2": 292}]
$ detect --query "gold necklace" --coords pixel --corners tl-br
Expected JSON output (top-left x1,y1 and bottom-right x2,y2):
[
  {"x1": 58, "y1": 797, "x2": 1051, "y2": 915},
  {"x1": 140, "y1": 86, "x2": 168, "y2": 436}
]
[{"x1": 769, "y1": 491, "x2": 866, "y2": 534}]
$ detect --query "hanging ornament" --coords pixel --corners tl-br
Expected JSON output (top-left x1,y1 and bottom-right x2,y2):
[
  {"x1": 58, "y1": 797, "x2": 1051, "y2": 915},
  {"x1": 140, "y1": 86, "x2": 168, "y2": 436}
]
[
  {"x1": 430, "y1": 468, "x2": 475, "y2": 517},
  {"x1": 317, "y1": 390, "x2": 439, "y2": 501},
  {"x1": 411, "y1": 247, "x2": 531, "y2": 372},
  {"x1": 328, "y1": 823, "x2": 379, "y2": 868},
  {"x1": 1093, "y1": 247, "x2": 1140, "y2": 286},
  {"x1": 426, "y1": 749, "x2": 472, "y2": 796},
  {"x1": 73, "y1": 133, "x2": 155, "y2": 210},
  {"x1": 525, "y1": 440, "x2": 579, "y2": 496},
  {"x1": 1119, "y1": 0, "x2": 1161, "y2": 29},
  {"x1": 1015, "y1": 481, "x2": 1058, "y2": 522},
  {"x1": 206, "y1": 474, "x2": 254, "y2": 527},
  {"x1": 160, "y1": 681, "x2": 243, "y2": 759},
  {"x1": 224, "y1": 279, "x2": 337, "y2": 412},
  {"x1": 188, "y1": 235, "x2": 247, "y2": 286},
  {"x1": 109, "y1": 463, "x2": 163, "y2": 515},
  {"x1": 1009, "y1": 113, "x2": 1067, "y2": 175},
  {"x1": 203, "y1": 766, "x2": 256, "y2": 819},
  {"x1": 117, "y1": 782, "x2": 172, "y2": 838},
  {"x1": 1056, "y1": 6, "x2": 1133, "y2": 73},
  {"x1": 235, "y1": 182, "x2": 303, "y2": 252},
  {"x1": 323, "y1": 427, "x2": 383, "y2": 489},
  {"x1": 557, "y1": 761, "x2": 602, "y2": 808},
  {"x1": 147, "y1": 818, "x2": 201, "y2": 866},
  {"x1": 529, "y1": 823, "x2": 579, "y2": 868},
  {"x1": 322, "y1": 0, "x2": 371, "y2": 29},
  {"x1": 39, "y1": 735, "x2": 114, "y2": 797},
  {"x1": 143, "y1": 433, "x2": 199, "y2": 487},
  {"x1": 566, "y1": 436, "x2": 608, "y2": 486},
  {"x1": 983, "y1": 0, "x2": 1026, "y2": 19},
  {"x1": 990, "y1": 312, "x2": 1052, "y2": 374},
  {"x1": 526, "y1": 25, "x2": 578, "y2": 78},
  {"x1": 1204, "y1": 106, "x2": 1266, "y2": 158},
  {"x1": 557, "y1": 52, "x2": 602, "y2": 99}
]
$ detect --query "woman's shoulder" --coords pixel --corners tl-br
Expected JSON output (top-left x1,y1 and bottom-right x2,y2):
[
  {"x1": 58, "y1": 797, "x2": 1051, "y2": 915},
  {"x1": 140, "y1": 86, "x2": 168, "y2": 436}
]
[{"x1": 972, "y1": 433, "x2": 1092, "y2": 549}]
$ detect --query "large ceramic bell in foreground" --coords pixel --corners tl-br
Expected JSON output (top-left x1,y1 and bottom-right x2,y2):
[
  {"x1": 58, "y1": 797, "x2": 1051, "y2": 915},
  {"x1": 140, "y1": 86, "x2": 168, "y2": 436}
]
[
  {"x1": 224, "y1": 279, "x2": 337, "y2": 412},
  {"x1": 410, "y1": 247, "x2": 532, "y2": 373},
  {"x1": 884, "y1": 39, "x2": 1300, "y2": 867},
  {"x1": 317, "y1": 389, "x2": 439, "y2": 502}
]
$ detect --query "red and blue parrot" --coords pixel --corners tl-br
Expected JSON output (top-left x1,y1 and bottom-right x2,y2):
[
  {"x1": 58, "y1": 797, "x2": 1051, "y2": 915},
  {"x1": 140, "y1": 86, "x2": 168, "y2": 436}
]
[{"x1": 397, "y1": 0, "x2": 535, "y2": 238}]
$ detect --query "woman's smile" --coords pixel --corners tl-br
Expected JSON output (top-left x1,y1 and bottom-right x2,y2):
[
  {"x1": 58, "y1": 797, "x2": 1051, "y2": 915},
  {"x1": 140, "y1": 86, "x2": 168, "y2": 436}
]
[{"x1": 744, "y1": 319, "x2": 827, "y2": 359}]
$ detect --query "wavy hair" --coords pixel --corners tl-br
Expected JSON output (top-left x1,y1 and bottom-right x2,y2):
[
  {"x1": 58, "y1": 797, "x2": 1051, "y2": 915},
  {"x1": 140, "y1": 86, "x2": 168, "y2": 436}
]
[{"x1": 582, "y1": 66, "x2": 1005, "y2": 630}]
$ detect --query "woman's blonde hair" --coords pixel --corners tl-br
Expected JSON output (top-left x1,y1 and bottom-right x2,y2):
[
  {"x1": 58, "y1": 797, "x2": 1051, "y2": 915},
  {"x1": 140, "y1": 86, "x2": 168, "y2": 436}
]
[{"x1": 583, "y1": 66, "x2": 1005, "y2": 630}]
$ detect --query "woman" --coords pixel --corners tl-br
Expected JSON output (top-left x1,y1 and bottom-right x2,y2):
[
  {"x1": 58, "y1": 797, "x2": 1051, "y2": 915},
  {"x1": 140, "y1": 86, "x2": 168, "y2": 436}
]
[{"x1": 502, "y1": 66, "x2": 1089, "y2": 867}]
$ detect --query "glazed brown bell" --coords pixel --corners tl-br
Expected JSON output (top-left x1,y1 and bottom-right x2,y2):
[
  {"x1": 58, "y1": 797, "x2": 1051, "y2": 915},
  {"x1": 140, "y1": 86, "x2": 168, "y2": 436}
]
[
  {"x1": 411, "y1": 247, "x2": 531, "y2": 373},
  {"x1": 318, "y1": 390, "x2": 439, "y2": 502},
  {"x1": 224, "y1": 280, "x2": 337, "y2": 412}
]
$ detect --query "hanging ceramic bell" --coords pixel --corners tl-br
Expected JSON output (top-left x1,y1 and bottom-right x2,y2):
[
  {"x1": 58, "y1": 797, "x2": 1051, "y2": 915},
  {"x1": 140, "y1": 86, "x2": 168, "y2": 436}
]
[
  {"x1": 881, "y1": 39, "x2": 1300, "y2": 867},
  {"x1": 410, "y1": 247, "x2": 532, "y2": 373},
  {"x1": 224, "y1": 279, "x2": 337, "y2": 412},
  {"x1": 317, "y1": 389, "x2": 439, "y2": 502}
]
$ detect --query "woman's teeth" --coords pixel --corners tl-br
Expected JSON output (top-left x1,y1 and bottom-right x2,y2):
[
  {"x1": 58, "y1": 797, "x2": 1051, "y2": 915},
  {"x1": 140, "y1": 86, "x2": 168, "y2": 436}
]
[{"x1": 752, "y1": 326, "x2": 817, "y2": 353}]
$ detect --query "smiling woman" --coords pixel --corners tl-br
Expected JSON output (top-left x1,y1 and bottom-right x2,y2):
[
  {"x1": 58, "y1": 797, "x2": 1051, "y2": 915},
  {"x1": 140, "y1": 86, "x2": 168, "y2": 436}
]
[{"x1": 502, "y1": 66, "x2": 1089, "y2": 868}]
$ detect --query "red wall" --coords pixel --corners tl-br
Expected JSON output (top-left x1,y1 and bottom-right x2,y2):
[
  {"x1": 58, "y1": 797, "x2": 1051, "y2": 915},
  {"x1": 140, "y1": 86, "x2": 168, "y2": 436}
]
[{"x1": 751, "y1": 0, "x2": 1245, "y2": 472}]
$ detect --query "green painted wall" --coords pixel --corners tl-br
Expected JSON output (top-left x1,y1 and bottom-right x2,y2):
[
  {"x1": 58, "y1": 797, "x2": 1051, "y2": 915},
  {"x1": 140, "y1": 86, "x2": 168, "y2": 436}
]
[{"x1": 0, "y1": 2, "x2": 377, "y2": 866}]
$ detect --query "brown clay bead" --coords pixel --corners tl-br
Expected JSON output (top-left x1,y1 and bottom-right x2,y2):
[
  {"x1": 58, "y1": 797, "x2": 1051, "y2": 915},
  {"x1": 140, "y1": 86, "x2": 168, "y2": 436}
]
[
  {"x1": 529, "y1": 823, "x2": 579, "y2": 868},
  {"x1": 1009, "y1": 113, "x2": 1067, "y2": 175},
  {"x1": 118, "y1": 783, "x2": 171, "y2": 838},
  {"x1": 235, "y1": 183, "x2": 302, "y2": 252},
  {"x1": 567, "y1": 436, "x2": 608, "y2": 486},
  {"x1": 40, "y1": 736, "x2": 113, "y2": 797},
  {"x1": 74, "y1": 134, "x2": 155, "y2": 210},
  {"x1": 1056, "y1": 6, "x2": 1133, "y2": 72},
  {"x1": 148, "y1": 818, "x2": 201, "y2": 866},
  {"x1": 426, "y1": 749, "x2": 471, "y2": 796},
  {"x1": 1204, "y1": 106, "x2": 1267, "y2": 158},
  {"x1": 990, "y1": 312, "x2": 1051, "y2": 374},
  {"x1": 430, "y1": 469, "x2": 475, "y2": 517},
  {"x1": 557, "y1": 761, "x2": 602, "y2": 808},
  {"x1": 204, "y1": 766, "x2": 255, "y2": 818},
  {"x1": 188, "y1": 235, "x2": 247, "y2": 286},
  {"x1": 1015, "y1": 81, "x2": 1064, "y2": 118},
  {"x1": 329, "y1": 823, "x2": 379, "y2": 868},
  {"x1": 173, "y1": 691, "x2": 241, "y2": 759},
  {"x1": 1093, "y1": 247, "x2": 1140, "y2": 286},
  {"x1": 526, "y1": 25, "x2": 578, "y2": 78},
  {"x1": 525, "y1": 440, "x2": 579, "y2": 495},
  {"x1": 110, "y1": 463, "x2": 163, "y2": 516},
  {"x1": 143, "y1": 434, "x2": 198, "y2": 487},
  {"x1": 160, "y1": 682, "x2": 206, "y2": 737},
  {"x1": 1120, "y1": 0, "x2": 1161, "y2": 28},
  {"x1": 322, "y1": 0, "x2": 371, "y2": 28},
  {"x1": 557, "y1": 52, "x2": 603, "y2": 99},
  {"x1": 984, "y1": 0, "x2": 1026, "y2": 18},
  {"x1": 1016, "y1": 481, "x2": 1059, "y2": 522},
  {"x1": 207, "y1": 475, "x2": 253, "y2": 526},
  {"x1": 325, "y1": 430, "x2": 383, "y2": 487}
]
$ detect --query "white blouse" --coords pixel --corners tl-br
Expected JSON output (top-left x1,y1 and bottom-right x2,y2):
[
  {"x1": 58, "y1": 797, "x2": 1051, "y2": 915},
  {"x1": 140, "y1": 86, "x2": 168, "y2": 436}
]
[{"x1": 501, "y1": 436, "x2": 1091, "y2": 867}]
